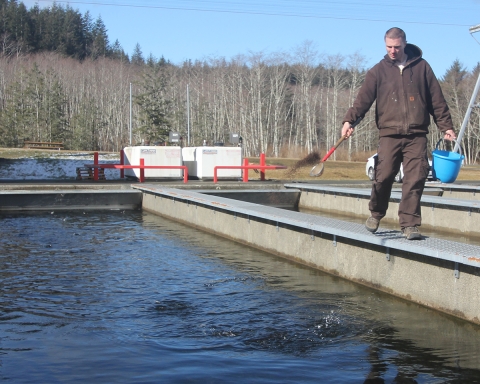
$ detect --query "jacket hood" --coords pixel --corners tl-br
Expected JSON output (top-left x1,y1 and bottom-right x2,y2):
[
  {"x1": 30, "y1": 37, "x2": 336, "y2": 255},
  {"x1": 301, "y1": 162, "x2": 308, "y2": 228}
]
[{"x1": 383, "y1": 43, "x2": 422, "y2": 66}]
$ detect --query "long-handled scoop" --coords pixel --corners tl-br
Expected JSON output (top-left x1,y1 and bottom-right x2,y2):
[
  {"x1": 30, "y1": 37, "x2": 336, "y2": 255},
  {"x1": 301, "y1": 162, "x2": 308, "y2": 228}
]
[{"x1": 309, "y1": 117, "x2": 362, "y2": 177}]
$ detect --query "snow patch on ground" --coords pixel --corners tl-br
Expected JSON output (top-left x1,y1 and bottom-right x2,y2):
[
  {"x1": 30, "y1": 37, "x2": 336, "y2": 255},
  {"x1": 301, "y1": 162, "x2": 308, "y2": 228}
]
[{"x1": 0, "y1": 153, "x2": 122, "y2": 180}]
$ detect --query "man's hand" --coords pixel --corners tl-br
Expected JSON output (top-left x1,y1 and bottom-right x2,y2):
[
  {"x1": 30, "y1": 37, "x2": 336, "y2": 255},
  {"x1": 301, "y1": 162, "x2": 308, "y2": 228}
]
[
  {"x1": 444, "y1": 129, "x2": 456, "y2": 141},
  {"x1": 342, "y1": 121, "x2": 354, "y2": 138}
]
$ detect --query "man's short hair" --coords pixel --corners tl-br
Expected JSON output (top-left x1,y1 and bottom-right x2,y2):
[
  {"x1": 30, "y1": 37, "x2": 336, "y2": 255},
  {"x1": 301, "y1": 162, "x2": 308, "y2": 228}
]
[{"x1": 385, "y1": 27, "x2": 406, "y2": 42}]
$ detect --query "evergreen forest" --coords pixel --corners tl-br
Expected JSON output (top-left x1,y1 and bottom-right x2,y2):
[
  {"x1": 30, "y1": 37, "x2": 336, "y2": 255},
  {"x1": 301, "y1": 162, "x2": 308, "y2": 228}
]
[{"x1": 1, "y1": 0, "x2": 480, "y2": 163}]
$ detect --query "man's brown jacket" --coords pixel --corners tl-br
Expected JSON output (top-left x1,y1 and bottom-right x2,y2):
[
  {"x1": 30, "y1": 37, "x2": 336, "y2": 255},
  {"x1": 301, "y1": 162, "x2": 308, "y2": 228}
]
[{"x1": 343, "y1": 43, "x2": 454, "y2": 137}]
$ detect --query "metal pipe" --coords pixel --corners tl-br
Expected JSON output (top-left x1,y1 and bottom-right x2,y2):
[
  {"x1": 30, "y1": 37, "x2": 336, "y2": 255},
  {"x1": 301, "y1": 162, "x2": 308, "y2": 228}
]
[
  {"x1": 453, "y1": 23, "x2": 480, "y2": 153},
  {"x1": 187, "y1": 84, "x2": 191, "y2": 146},
  {"x1": 129, "y1": 83, "x2": 132, "y2": 146},
  {"x1": 453, "y1": 73, "x2": 480, "y2": 153},
  {"x1": 470, "y1": 24, "x2": 480, "y2": 34}
]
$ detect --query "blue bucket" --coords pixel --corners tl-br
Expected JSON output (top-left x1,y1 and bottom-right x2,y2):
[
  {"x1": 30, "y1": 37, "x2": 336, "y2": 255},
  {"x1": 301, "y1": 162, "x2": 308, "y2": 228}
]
[{"x1": 432, "y1": 140, "x2": 464, "y2": 183}]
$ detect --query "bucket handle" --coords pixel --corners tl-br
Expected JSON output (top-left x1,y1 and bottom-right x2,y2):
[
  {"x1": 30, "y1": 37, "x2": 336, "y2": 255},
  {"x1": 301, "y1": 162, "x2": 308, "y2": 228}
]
[{"x1": 435, "y1": 138, "x2": 462, "y2": 155}]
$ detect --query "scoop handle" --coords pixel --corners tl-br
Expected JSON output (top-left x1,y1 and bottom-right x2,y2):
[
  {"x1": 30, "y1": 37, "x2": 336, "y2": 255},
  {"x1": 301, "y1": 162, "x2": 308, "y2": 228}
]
[
  {"x1": 320, "y1": 116, "x2": 363, "y2": 162},
  {"x1": 321, "y1": 136, "x2": 347, "y2": 162}
]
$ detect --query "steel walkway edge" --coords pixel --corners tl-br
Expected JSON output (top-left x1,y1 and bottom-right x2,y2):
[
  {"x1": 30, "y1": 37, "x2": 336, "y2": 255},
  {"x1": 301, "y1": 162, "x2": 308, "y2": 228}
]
[{"x1": 134, "y1": 185, "x2": 480, "y2": 268}]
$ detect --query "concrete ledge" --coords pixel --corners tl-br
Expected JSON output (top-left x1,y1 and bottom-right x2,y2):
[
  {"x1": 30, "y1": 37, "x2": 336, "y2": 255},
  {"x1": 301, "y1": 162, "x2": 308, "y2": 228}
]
[
  {"x1": 430, "y1": 183, "x2": 480, "y2": 200},
  {"x1": 0, "y1": 189, "x2": 142, "y2": 211},
  {"x1": 134, "y1": 184, "x2": 480, "y2": 325},
  {"x1": 196, "y1": 189, "x2": 300, "y2": 208}
]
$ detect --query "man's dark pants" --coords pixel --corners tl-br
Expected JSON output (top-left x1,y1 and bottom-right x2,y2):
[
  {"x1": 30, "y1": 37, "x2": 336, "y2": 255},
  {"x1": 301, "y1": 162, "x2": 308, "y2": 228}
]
[{"x1": 370, "y1": 134, "x2": 430, "y2": 229}]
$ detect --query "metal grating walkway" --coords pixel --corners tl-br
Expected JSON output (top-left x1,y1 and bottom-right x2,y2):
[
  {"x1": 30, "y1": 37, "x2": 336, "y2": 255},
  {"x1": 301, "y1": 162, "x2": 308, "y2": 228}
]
[
  {"x1": 284, "y1": 183, "x2": 480, "y2": 210},
  {"x1": 135, "y1": 185, "x2": 480, "y2": 268}
]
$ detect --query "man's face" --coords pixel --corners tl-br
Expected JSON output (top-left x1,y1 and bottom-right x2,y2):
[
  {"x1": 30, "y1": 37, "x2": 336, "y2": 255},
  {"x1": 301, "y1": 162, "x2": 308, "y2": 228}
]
[{"x1": 385, "y1": 37, "x2": 406, "y2": 62}]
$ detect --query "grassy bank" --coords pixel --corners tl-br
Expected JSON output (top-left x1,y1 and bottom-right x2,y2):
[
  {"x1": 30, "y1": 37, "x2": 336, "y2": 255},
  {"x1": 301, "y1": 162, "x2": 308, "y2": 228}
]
[
  {"x1": 247, "y1": 156, "x2": 367, "y2": 181},
  {"x1": 248, "y1": 156, "x2": 480, "y2": 182},
  {"x1": 1, "y1": 147, "x2": 479, "y2": 182}
]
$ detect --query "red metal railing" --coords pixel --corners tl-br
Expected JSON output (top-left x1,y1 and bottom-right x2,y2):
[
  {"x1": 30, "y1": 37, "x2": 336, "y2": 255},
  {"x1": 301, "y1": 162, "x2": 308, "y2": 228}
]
[
  {"x1": 213, "y1": 153, "x2": 287, "y2": 183},
  {"x1": 84, "y1": 151, "x2": 189, "y2": 183},
  {"x1": 85, "y1": 151, "x2": 285, "y2": 184}
]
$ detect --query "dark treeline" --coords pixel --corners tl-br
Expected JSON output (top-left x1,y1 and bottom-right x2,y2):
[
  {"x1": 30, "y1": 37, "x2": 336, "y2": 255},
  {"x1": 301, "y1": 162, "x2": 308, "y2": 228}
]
[
  {"x1": 0, "y1": 0, "x2": 130, "y2": 60},
  {"x1": 0, "y1": 1, "x2": 479, "y2": 163}
]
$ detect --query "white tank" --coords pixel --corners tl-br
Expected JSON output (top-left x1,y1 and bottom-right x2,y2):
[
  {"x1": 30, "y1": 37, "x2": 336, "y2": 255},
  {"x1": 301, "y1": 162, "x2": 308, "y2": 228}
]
[
  {"x1": 182, "y1": 146, "x2": 242, "y2": 179},
  {"x1": 123, "y1": 146, "x2": 183, "y2": 179}
]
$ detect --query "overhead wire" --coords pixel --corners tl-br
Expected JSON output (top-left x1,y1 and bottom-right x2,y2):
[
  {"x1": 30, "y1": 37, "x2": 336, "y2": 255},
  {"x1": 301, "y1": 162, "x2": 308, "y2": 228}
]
[{"x1": 29, "y1": 0, "x2": 476, "y2": 27}]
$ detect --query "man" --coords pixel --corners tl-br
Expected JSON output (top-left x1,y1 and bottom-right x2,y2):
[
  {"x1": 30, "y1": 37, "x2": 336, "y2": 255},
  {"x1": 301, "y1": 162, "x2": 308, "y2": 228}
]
[{"x1": 342, "y1": 27, "x2": 456, "y2": 240}]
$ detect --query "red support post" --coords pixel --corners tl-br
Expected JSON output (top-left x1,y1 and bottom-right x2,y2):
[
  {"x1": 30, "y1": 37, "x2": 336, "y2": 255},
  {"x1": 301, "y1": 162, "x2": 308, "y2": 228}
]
[
  {"x1": 140, "y1": 158, "x2": 145, "y2": 183},
  {"x1": 94, "y1": 152, "x2": 99, "y2": 181},
  {"x1": 120, "y1": 149, "x2": 124, "y2": 179},
  {"x1": 260, "y1": 153, "x2": 266, "y2": 181},
  {"x1": 242, "y1": 158, "x2": 249, "y2": 182}
]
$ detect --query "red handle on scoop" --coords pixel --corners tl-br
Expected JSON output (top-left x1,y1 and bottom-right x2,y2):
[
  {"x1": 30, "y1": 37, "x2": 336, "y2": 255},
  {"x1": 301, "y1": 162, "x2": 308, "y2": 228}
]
[
  {"x1": 321, "y1": 136, "x2": 347, "y2": 162},
  {"x1": 320, "y1": 116, "x2": 363, "y2": 161}
]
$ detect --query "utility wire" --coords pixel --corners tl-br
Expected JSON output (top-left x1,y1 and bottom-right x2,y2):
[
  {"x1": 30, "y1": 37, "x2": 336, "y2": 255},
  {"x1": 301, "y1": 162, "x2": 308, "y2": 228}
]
[{"x1": 29, "y1": 0, "x2": 475, "y2": 27}]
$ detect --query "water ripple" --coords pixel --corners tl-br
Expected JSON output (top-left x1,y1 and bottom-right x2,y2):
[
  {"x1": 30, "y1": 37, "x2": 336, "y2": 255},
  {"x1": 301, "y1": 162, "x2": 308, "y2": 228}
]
[{"x1": 0, "y1": 211, "x2": 479, "y2": 383}]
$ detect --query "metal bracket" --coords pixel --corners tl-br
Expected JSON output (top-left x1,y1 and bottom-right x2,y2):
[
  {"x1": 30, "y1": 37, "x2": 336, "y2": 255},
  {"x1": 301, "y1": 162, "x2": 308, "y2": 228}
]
[
  {"x1": 386, "y1": 247, "x2": 390, "y2": 261},
  {"x1": 454, "y1": 262, "x2": 460, "y2": 279},
  {"x1": 311, "y1": 229, "x2": 315, "y2": 241},
  {"x1": 276, "y1": 222, "x2": 279, "y2": 232},
  {"x1": 333, "y1": 235, "x2": 337, "y2": 247}
]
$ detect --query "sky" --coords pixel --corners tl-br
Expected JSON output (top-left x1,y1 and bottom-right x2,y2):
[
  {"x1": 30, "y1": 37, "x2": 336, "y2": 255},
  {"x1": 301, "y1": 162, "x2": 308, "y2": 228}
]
[{"x1": 23, "y1": 0, "x2": 480, "y2": 77}]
